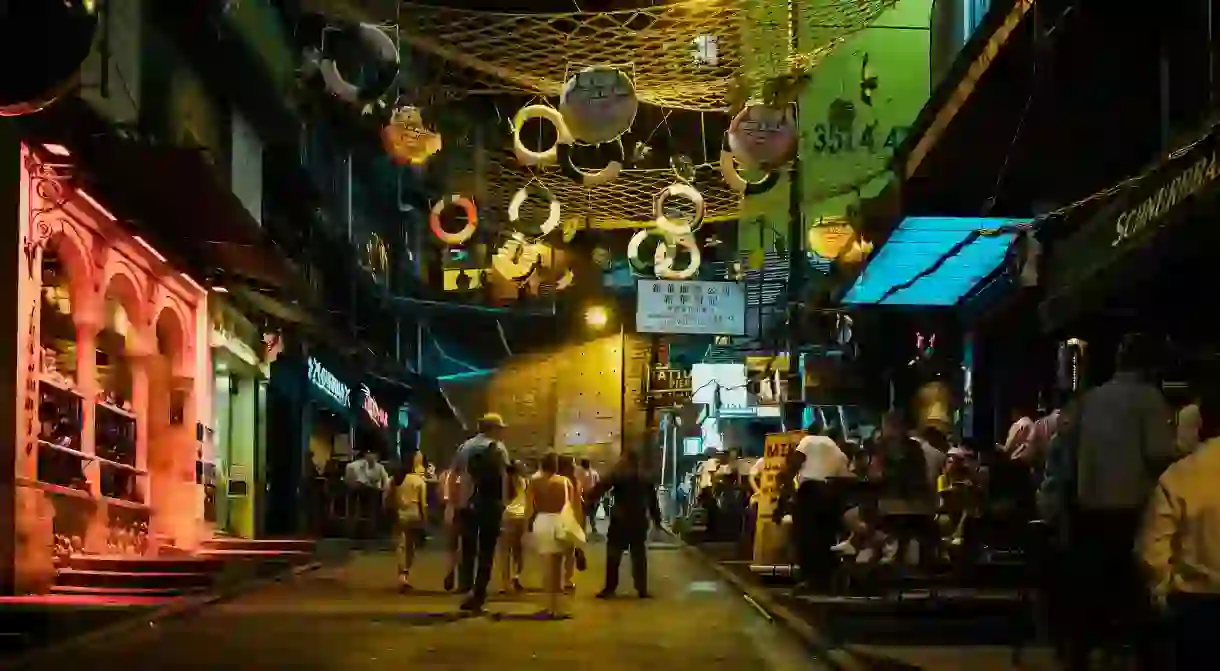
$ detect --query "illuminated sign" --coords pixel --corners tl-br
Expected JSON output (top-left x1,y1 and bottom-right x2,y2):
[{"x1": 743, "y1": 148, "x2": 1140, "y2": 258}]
[
  {"x1": 308, "y1": 358, "x2": 349, "y2": 407},
  {"x1": 361, "y1": 384, "x2": 388, "y2": 428}
]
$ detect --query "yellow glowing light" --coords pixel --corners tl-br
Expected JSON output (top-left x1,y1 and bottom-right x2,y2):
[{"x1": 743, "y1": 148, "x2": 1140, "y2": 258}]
[{"x1": 584, "y1": 305, "x2": 609, "y2": 329}]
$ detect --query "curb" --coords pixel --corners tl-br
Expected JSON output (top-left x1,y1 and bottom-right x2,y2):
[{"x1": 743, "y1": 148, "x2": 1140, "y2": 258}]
[
  {"x1": 4, "y1": 559, "x2": 327, "y2": 669},
  {"x1": 669, "y1": 530, "x2": 866, "y2": 671}
]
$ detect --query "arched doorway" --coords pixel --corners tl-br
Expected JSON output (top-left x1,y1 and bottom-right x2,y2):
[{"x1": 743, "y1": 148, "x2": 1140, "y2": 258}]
[
  {"x1": 96, "y1": 275, "x2": 141, "y2": 506},
  {"x1": 146, "y1": 306, "x2": 196, "y2": 548},
  {"x1": 36, "y1": 241, "x2": 87, "y2": 491}
]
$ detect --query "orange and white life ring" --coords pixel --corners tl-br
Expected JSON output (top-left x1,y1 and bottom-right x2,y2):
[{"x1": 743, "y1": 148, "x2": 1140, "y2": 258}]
[{"x1": 429, "y1": 195, "x2": 478, "y2": 245}]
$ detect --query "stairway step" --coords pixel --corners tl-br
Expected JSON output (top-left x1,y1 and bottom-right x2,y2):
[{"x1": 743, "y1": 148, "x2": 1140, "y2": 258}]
[
  {"x1": 56, "y1": 569, "x2": 214, "y2": 590},
  {"x1": 50, "y1": 585, "x2": 197, "y2": 597},
  {"x1": 66, "y1": 555, "x2": 226, "y2": 573},
  {"x1": 200, "y1": 538, "x2": 316, "y2": 553},
  {"x1": 197, "y1": 549, "x2": 312, "y2": 562}
]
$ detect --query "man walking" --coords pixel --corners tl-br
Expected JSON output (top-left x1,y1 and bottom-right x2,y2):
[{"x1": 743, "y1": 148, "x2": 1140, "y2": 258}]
[
  {"x1": 576, "y1": 458, "x2": 600, "y2": 533},
  {"x1": 449, "y1": 413, "x2": 511, "y2": 612},
  {"x1": 344, "y1": 450, "x2": 390, "y2": 540}
]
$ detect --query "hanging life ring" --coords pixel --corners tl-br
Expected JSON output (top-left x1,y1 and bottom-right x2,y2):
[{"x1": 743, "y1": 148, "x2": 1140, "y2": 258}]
[
  {"x1": 513, "y1": 105, "x2": 573, "y2": 167},
  {"x1": 627, "y1": 228, "x2": 669, "y2": 273},
  {"x1": 429, "y1": 195, "x2": 478, "y2": 245},
  {"x1": 654, "y1": 235, "x2": 702, "y2": 280},
  {"x1": 492, "y1": 234, "x2": 541, "y2": 281},
  {"x1": 319, "y1": 22, "x2": 400, "y2": 104},
  {"x1": 557, "y1": 139, "x2": 624, "y2": 187},
  {"x1": 719, "y1": 133, "x2": 781, "y2": 195},
  {"x1": 508, "y1": 182, "x2": 562, "y2": 239},
  {"x1": 652, "y1": 183, "x2": 706, "y2": 238}
]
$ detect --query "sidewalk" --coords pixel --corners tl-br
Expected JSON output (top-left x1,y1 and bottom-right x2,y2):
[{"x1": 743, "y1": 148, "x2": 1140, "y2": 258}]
[
  {"x1": 680, "y1": 540, "x2": 1059, "y2": 671},
  {"x1": 13, "y1": 540, "x2": 831, "y2": 670}
]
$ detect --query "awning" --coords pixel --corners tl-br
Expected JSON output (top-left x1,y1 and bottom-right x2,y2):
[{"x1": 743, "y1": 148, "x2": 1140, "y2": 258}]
[{"x1": 842, "y1": 217, "x2": 1027, "y2": 307}]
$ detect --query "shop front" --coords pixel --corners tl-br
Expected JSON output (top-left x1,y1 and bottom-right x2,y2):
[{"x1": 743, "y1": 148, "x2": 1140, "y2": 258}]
[
  {"x1": 264, "y1": 348, "x2": 356, "y2": 537},
  {"x1": 209, "y1": 299, "x2": 277, "y2": 539},
  {"x1": 11, "y1": 143, "x2": 211, "y2": 592}
]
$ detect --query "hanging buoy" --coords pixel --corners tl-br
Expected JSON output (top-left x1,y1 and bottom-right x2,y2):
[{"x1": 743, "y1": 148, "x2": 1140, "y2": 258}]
[
  {"x1": 508, "y1": 182, "x2": 562, "y2": 239},
  {"x1": 557, "y1": 140, "x2": 624, "y2": 187},
  {"x1": 719, "y1": 133, "x2": 781, "y2": 195},
  {"x1": 429, "y1": 195, "x2": 478, "y2": 245},
  {"x1": 652, "y1": 183, "x2": 706, "y2": 238},
  {"x1": 654, "y1": 235, "x2": 702, "y2": 280},
  {"x1": 319, "y1": 22, "x2": 400, "y2": 104},
  {"x1": 559, "y1": 66, "x2": 638, "y2": 144},
  {"x1": 492, "y1": 234, "x2": 541, "y2": 281},
  {"x1": 512, "y1": 105, "x2": 573, "y2": 167}
]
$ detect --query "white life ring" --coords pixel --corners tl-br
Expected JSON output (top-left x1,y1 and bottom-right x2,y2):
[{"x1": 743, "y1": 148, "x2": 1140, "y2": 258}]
[
  {"x1": 556, "y1": 140, "x2": 624, "y2": 187},
  {"x1": 512, "y1": 105, "x2": 573, "y2": 167},
  {"x1": 319, "y1": 22, "x2": 400, "y2": 104},
  {"x1": 508, "y1": 183, "x2": 562, "y2": 238},
  {"x1": 719, "y1": 133, "x2": 781, "y2": 195},
  {"x1": 492, "y1": 235, "x2": 541, "y2": 281},
  {"x1": 429, "y1": 195, "x2": 478, "y2": 245},
  {"x1": 652, "y1": 183, "x2": 706, "y2": 237},
  {"x1": 627, "y1": 228, "x2": 668, "y2": 273},
  {"x1": 654, "y1": 235, "x2": 702, "y2": 280}
]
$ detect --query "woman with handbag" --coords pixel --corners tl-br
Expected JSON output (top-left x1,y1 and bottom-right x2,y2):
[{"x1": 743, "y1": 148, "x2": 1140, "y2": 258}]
[
  {"x1": 527, "y1": 452, "x2": 586, "y2": 619},
  {"x1": 557, "y1": 455, "x2": 588, "y2": 592},
  {"x1": 391, "y1": 451, "x2": 429, "y2": 592}
]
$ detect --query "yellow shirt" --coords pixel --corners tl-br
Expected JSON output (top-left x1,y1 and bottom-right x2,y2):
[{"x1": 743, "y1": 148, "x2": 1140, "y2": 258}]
[
  {"x1": 395, "y1": 473, "x2": 428, "y2": 523},
  {"x1": 1139, "y1": 438, "x2": 1220, "y2": 596}
]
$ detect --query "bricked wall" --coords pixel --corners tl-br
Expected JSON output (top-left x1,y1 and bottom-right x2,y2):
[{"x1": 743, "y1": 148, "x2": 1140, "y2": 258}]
[{"x1": 421, "y1": 333, "x2": 655, "y2": 475}]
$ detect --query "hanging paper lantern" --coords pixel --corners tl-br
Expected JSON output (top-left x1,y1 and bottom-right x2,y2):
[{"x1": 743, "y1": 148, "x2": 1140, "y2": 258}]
[
  {"x1": 559, "y1": 66, "x2": 638, "y2": 145},
  {"x1": 652, "y1": 183, "x2": 706, "y2": 238},
  {"x1": 1, "y1": 1, "x2": 98, "y2": 117},
  {"x1": 806, "y1": 223, "x2": 855, "y2": 260},
  {"x1": 381, "y1": 106, "x2": 442, "y2": 166},
  {"x1": 429, "y1": 195, "x2": 478, "y2": 245},
  {"x1": 512, "y1": 105, "x2": 572, "y2": 167},
  {"x1": 727, "y1": 103, "x2": 797, "y2": 170}
]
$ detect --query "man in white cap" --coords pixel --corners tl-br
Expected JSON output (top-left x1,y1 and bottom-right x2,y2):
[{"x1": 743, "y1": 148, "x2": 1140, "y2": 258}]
[{"x1": 449, "y1": 412, "x2": 511, "y2": 612}]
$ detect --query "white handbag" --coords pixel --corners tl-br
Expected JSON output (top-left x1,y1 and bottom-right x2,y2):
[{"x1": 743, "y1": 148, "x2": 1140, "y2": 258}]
[{"x1": 555, "y1": 479, "x2": 587, "y2": 549}]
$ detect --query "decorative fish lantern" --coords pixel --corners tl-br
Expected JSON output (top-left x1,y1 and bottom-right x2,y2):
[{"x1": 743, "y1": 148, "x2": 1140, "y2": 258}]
[
  {"x1": 726, "y1": 103, "x2": 797, "y2": 171},
  {"x1": 559, "y1": 66, "x2": 639, "y2": 145},
  {"x1": 381, "y1": 106, "x2": 442, "y2": 166}
]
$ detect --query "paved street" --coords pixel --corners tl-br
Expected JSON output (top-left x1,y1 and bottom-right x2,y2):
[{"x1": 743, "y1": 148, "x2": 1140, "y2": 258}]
[{"x1": 18, "y1": 540, "x2": 827, "y2": 671}]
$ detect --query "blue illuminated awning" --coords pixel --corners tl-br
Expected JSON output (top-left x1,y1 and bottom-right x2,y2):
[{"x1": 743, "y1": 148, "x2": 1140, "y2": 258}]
[{"x1": 842, "y1": 217, "x2": 1029, "y2": 306}]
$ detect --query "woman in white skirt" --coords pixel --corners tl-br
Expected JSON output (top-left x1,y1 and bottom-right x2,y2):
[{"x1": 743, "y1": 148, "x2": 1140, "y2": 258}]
[{"x1": 528, "y1": 452, "x2": 578, "y2": 618}]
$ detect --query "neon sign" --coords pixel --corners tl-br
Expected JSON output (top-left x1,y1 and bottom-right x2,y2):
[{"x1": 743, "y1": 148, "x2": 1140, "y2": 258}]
[
  {"x1": 308, "y1": 358, "x2": 349, "y2": 407},
  {"x1": 361, "y1": 384, "x2": 388, "y2": 428}
]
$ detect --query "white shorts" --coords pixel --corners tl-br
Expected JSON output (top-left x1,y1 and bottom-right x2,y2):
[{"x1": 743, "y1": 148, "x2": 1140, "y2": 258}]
[{"x1": 531, "y1": 513, "x2": 564, "y2": 555}]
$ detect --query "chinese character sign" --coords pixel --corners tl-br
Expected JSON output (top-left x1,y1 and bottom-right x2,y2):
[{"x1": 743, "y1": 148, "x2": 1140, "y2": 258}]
[{"x1": 635, "y1": 280, "x2": 746, "y2": 335}]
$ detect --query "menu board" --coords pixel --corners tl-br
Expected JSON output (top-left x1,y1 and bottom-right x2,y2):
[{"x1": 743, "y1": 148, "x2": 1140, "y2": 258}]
[{"x1": 751, "y1": 431, "x2": 804, "y2": 571}]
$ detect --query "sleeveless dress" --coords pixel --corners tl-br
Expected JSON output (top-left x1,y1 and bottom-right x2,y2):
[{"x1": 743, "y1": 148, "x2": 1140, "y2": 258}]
[{"x1": 532, "y1": 476, "x2": 573, "y2": 555}]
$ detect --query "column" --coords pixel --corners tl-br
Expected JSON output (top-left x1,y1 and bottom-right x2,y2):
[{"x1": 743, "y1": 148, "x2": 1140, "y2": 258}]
[
  {"x1": 73, "y1": 307, "x2": 103, "y2": 498},
  {"x1": 171, "y1": 373, "x2": 201, "y2": 549}
]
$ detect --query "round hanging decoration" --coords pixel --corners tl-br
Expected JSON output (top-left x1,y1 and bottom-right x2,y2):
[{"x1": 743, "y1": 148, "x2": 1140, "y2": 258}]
[
  {"x1": 807, "y1": 223, "x2": 856, "y2": 260},
  {"x1": 319, "y1": 22, "x2": 400, "y2": 104},
  {"x1": 429, "y1": 195, "x2": 478, "y2": 245},
  {"x1": 557, "y1": 139, "x2": 625, "y2": 187},
  {"x1": 554, "y1": 268, "x2": 575, "y2": 291},
  {"x1": 559, "y1": 66, "x2": 639, "y2": 145},
  {"x1": 381, "y1": 106, "x2": 442, "y2": 166},
  {"x1": 508, "y1": 182, "x2": 562, "y2": 239},
  {"x1": 492, "y1": 234, "x2": 542, "y2": 282},
  {"x1": 513, "y1": 105, "x2": 573, "y2": 167},
  {"x1": 654, "y1": 235, "x2": 702, "y2": 280},
  {"x1": 719, "y1": 134, "x2": 782, "y2": 195},
  {"x1": 1, "y1": 0, "x2": 98, "y2": 116},
  {"x1": 652, "y1": 183, "x2": 706, "y2": 238},
  {"x1": 727, "y1": 103, "x2": 798, "y2": 170},
  {"x1": 627, "y1": 228, "x2": 670, "y2": 273}
]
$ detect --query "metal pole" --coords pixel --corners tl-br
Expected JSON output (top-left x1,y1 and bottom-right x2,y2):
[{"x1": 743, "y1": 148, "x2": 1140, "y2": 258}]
[
  {"x1": 785, "y1": 0, "x2": 805, "y2": 430},
  {"x1": 620, "y1": 321, "x2": 627, "y2": 455}
]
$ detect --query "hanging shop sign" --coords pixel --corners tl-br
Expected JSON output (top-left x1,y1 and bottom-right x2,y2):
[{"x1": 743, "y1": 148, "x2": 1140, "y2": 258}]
[
  {"x1": 360, "y1": 384, "x2": 389, "y2": 428},
  {"x1": 751, "y1": 431, "x2": 805, "y2": 571},
  {"x1": 1045, "y1": 125, "x2": 1220, "y2": 306},
  {"x1": 636, "y1": 279, "x2": 746, "y2": 336},
  {"x1": 308, "y1": 357, "x2": 349, "y2": 408},
  {"x1": 559, "y1": 66, "x2": 638, "y2": 145}
]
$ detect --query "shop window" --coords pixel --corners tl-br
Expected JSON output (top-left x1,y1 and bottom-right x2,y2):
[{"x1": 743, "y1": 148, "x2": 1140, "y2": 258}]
[
  {"x1": 37, "y1": 248, "x2": 87, "y2": 489},
  {"x1": 96, "y1": 295, "x2": 139, "y2": 502}
]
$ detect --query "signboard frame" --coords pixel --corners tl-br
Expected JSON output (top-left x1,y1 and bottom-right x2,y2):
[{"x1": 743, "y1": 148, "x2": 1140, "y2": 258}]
[{"x1": 635, "y1": 279, "x2": 747, "y2": 336}]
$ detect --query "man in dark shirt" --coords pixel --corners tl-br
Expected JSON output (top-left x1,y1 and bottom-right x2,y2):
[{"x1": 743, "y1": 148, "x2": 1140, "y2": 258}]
[
  {"x1": 449, "y1": 413, "x2": 510, "y2": 612},
  {"x1": 587, "y1": 450, "x2": 662, "y2": 598}
]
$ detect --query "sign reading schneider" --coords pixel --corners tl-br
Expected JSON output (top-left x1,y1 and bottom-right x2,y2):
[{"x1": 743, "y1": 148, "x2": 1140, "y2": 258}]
[
  {"x1": 308, "y1": 357, "x2": 349, "y2": 407},
  {"x1": 1113, "y1": 151, "x2": 1219, "y2": 247}
]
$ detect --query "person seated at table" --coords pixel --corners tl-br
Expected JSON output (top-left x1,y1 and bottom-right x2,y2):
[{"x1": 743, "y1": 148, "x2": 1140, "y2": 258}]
[{"x1": 937, "y1": 446, "x2": 982, "y2": 548}]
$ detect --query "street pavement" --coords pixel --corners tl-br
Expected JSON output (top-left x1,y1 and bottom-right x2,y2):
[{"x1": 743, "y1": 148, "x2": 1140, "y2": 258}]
[{"x1": 15, "y1": 539, "x2": 829, "y2": 671}]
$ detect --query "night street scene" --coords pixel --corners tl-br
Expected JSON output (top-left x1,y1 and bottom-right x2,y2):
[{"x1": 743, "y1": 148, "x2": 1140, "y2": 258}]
[{"x1": 3, "y1": 0, "x2": 1220, "y2": 669}]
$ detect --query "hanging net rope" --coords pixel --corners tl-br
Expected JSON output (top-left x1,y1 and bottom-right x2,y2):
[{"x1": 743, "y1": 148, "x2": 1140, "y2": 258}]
[{"x1": 394, "y1": 0, "x2": 897, "y2": 112}]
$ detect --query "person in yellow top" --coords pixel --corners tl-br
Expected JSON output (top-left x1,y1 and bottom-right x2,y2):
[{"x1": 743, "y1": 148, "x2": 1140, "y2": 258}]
[
  {"x1": 391, "y1": 451, "x2": 429, "y2": 591},
  {"x1": 1138, "y1": 389, "x2": 1220, "y2": 668}
]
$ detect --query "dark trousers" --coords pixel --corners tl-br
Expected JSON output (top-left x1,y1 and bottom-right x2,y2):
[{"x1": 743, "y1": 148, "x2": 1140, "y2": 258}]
[
  {"x1": 1066, "y1": 507, "x2": 1156, "y2": 670},
  {"x1": 605, "y1": 528, "x2": 648, "y2": 594},
  {"x1": 1168, "y1": 593, "x2": 1220, "y2": 670},
  {"x1": 699, "y1": 487, "x2": 719, "y2": 538},
  {"x1": 792, "y1": 480, "x2": 840, "y2": 590},
  {"x1": 457, "y1": 503, "x2": 503, "y2": 602}
]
